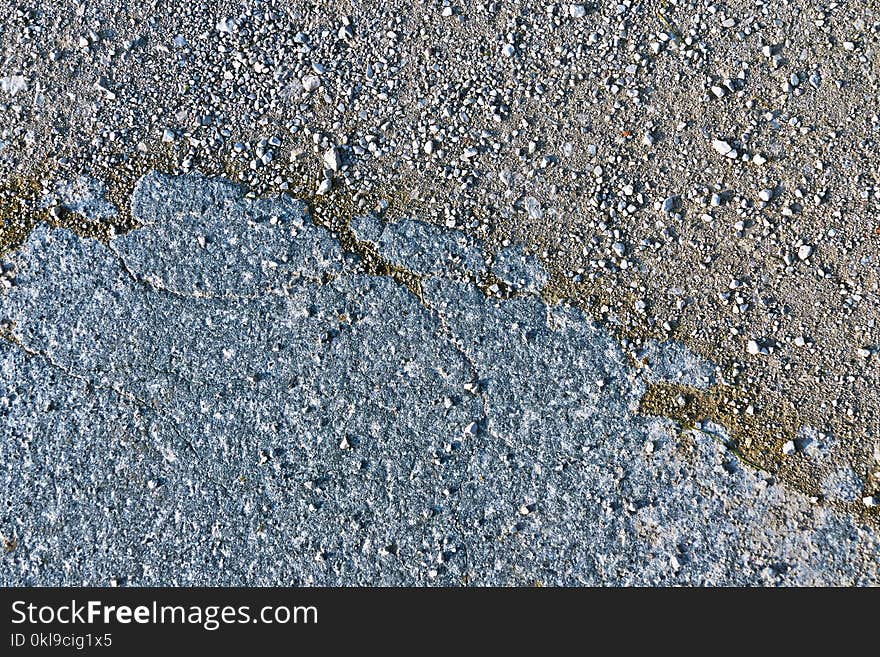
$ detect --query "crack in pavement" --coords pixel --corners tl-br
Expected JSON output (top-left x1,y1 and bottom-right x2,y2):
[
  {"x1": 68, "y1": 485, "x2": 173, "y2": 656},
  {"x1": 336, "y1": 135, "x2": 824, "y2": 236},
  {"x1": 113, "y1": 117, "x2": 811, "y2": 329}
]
[
  {"x1": 1, "y1": 326, "x2": 244, "y2": 505},
  {"x1": 0, "y1": 327, "x2": 148, "y2": 408},
  {"x1": 419, "y1": 291, "x2": 492, "y2": 431}
]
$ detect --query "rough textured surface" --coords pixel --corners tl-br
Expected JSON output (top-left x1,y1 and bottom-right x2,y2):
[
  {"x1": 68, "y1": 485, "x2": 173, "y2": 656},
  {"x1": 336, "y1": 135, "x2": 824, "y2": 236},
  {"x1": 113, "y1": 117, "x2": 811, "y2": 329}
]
[
  {"x1": 353, "y1": 214, "x2": 487, "y2": 278},
  {"x1": 1, "y1": 172, "x2": 877, "y2": 586},
  {"x1": 42, "y1": 175, "x2": 118, "y2": 222},
  {"x1": 3, "y1": 0, "x2": 880, "y2": 531}
]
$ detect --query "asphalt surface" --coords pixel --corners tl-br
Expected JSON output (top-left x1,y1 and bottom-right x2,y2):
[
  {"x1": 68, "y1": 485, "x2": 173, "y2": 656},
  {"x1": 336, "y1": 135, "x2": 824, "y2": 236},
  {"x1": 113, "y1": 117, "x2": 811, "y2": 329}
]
[{"x1": 1, "y1": 172, "x2": 877, "y2": 585}]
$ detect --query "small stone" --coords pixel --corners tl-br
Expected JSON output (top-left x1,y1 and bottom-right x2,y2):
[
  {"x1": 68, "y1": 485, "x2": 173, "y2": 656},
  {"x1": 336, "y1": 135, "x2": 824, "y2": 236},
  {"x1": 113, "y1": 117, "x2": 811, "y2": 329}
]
[
  {"x1": 323, "y1": 147, "x2": 341, "y2": 172},
  {"x1": 569, "y1": 4, "x2": 587, "y2": 18},
  {"x1": 316, "y1": 178, "x2": 332, "y2": 195},
  {"x1": 501, "y1": 44, "x2": 515, "y2": 58},
  {"x1": 747, "y1": 340, "x2": 761, "y2": 355},
  {"x1": 662, "y1": 196, "x2": 677, "y2": 213},
  {"x1": 863, "y1": 496, "x2": 877, "y2": 507},
  {"x1": 758, "y1": 188, "x2": 773, "y2": 202},
  {"x1": 752, "y1": 154, "x2": 767, "y2": 165},
  {"x1": 782, "y1": 440, "x2": 796, "y2": 455},
  {"x1": 612, "y1": 242, "x2": 626, "y2": 258},
  {"x1": 712, "y1": 139, "x2": 733, "y2": 156},
  {"x1": 95, "y1": 77, "x2": 116, "y2": 100},
  {"x1": 301, "y1": 75, "x2": 321, "y2": 92},
  {"x1": 161, "y1": 129, "x2": 175, "y2": 142},
  {"x1": 216, "y1": 18, "x2": 236, "y2": 33},
  {"x1": 797, "y1": 245, "x2": 813, "y2": 260},
  {"x1": 525, "y1": 196, "x2": 543, "y2": 220},
  {"x1": 0, "y1": 75, "x2": 27, "y2": 96}
]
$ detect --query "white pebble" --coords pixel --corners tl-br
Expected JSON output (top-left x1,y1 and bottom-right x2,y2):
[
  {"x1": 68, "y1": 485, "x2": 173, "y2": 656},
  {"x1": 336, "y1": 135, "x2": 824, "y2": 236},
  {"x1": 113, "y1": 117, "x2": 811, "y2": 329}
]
[
  {"x1": 301, "y1": 75, "x2": 321, "y2": 92},
  {"x1": 712, "y1": 139, "x2": 733, "y2": 156},
  {"x1": 323, "y1": 146, "x2": 341, "y2": 172}
]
